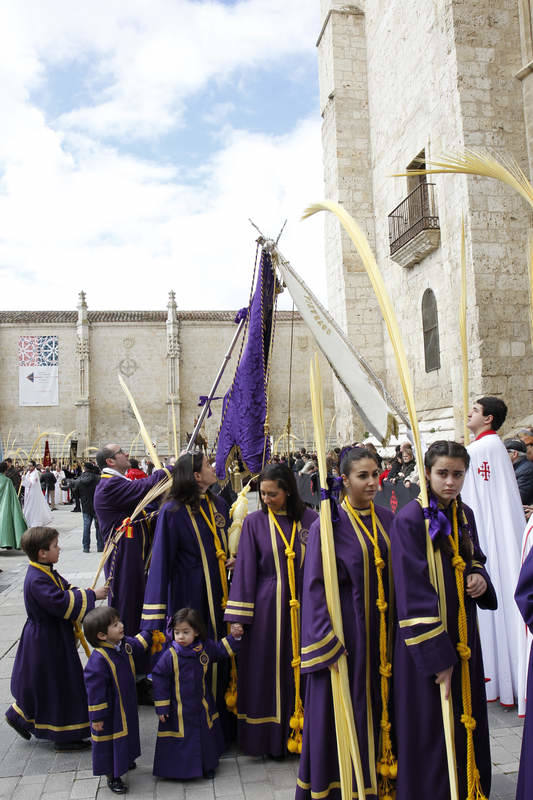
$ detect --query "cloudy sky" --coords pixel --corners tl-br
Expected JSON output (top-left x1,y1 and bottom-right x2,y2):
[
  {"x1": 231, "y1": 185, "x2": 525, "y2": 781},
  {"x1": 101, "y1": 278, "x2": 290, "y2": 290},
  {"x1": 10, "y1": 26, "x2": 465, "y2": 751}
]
[{"x1": 0, "y1": 0, "x2": 326, "y2": 311}]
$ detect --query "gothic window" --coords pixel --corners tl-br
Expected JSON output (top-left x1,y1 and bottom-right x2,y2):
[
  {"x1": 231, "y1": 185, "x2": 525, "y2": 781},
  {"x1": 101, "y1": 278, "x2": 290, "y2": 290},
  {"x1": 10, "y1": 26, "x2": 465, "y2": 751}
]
[{"x1": 422, "y1": 289, "x2": 440, "y2": 373}]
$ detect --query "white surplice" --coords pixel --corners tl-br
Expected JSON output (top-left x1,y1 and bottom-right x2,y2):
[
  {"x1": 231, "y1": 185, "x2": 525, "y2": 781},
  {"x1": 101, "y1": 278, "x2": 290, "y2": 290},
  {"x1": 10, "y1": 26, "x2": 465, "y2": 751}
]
[
  {"x1": 518, "y1": 518, "x2": 533, "y2": 716},
  {"x1": 22, "y1": 469, "x2": 52, "y2": 528},
  {"x1": 461, "y1": 430, "x2": 525, "y2": 706}
]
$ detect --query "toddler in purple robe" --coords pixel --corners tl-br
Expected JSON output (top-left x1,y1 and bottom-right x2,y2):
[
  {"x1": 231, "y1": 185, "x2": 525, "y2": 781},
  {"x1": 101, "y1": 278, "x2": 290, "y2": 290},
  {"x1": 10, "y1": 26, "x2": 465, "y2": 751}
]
[
  {"x1": 83, "y1": 606, "x2": 153, "y2": 794},
  {"x1": 5, "y1": 526, "x2": 108, "y2": 750},
  {"x1": 152, "y1": 607, "x2": 243, "y2": 780}
]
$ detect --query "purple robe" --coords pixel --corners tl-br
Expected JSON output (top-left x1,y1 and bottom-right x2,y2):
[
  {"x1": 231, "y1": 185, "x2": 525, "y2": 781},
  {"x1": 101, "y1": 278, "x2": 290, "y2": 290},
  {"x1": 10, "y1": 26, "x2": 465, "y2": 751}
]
[
  {"x1": 84, "y1": 632, "x2": 152, "y2": 777},
  {"x1": 152, "y1": 635, "x2": 240, "y2": 779},
  {"x1": 295, "y1": 503, "x2": 394, "y2": 800},
  {"x1": 224, "y1": 506, "x2": 317, "y2": 757},
  {"x1": 141, "y1": 494, "x2": 231, "y2": 713},
  {"x1": 6, "y1": 563, "x2": 96, "y2": 743},
  {"x1": 515, "y1": 547, "x2": 533, "y2": 799},
  {"x1": 391, "y1": 498, "x2": 497, "y2": 800},
  {"x1": 94, "y1": 468, "x2": 171, "y2": 635}
]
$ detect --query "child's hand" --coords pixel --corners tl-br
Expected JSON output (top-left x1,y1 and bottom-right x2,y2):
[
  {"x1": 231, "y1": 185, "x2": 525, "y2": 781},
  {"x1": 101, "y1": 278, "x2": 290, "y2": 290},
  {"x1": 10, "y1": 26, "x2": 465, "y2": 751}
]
[
  {"x1": 93, "y1": 586, "x2": 109, "y2": 600},
  {"x1": 230, "y1": 623, "x2": 244, "y2": 638},
  {"x1": 92, "y1": 721, "x2": 104, "y2": 731},
  {"x1": 158, "y1": 714, "x2": 169, "y2": 723}
]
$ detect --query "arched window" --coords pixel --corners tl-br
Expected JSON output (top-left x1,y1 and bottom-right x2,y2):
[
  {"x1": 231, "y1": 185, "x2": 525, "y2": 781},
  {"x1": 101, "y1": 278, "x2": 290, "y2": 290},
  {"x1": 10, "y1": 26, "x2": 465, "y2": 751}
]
[{"x1": 422, "y1": 289, "x2": 440, "y2": 372}]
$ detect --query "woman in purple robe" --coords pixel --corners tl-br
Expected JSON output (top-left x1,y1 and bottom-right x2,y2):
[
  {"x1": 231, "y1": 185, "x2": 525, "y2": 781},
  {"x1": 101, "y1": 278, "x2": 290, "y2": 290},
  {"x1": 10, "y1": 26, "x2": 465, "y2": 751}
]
[
  {"x1": 296, "y1": 447, "x2": 395, "y2": 800},
  {"x1": 515, "y1": 547, "x2": 533, "y2": 799},
  {"x1": 141, "y1": 452, "x2": 232, "y2": 723},
  {"x1": 391, "y1": 440, "x2": 497, "y2": 800},
  {"x1": 224, "y1": 463, "x2": 317, "y2": 758}
]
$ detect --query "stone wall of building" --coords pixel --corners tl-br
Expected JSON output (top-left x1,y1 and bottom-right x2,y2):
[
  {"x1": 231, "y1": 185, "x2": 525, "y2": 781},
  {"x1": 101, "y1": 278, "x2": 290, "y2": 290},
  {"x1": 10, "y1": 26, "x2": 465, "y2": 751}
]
[
  {"x1": 0, "y1": 296, "x2": 336, "y2": 462},
  {"x1": 318, "y1": 0, "x2": 532, "y2": 439}
]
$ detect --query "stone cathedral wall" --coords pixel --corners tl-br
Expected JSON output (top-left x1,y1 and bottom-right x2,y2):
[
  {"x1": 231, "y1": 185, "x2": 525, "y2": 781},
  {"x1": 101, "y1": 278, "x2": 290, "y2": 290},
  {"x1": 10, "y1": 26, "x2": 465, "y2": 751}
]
[{"x1": 318, "y1": 0, "x2": 533, "y2": 439}]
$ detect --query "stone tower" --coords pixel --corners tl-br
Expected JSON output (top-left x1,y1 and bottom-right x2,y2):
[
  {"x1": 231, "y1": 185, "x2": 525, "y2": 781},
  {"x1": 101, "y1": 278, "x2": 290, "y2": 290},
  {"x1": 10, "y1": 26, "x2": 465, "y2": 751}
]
[{"x1": 318, "y1": 0, "x2": 533, "y2": 439}]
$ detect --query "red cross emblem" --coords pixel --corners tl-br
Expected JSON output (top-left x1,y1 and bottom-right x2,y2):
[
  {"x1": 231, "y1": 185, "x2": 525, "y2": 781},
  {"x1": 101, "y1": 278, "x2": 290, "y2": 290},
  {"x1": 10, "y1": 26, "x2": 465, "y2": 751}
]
[{"x1": 478, "y1": 461, "x2": 491, "y2": 481}]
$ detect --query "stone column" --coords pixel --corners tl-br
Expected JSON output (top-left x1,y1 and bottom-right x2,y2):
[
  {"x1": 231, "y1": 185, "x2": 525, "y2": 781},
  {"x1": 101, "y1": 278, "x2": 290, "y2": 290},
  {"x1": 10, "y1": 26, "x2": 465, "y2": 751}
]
[
  {"x1": 74, "y1": 290, "x2": 91, "y2": 457},
  {"x1": 317, "y1": 1, "x2": 385, "y2": 443},
  {"x1": 166, "y1": 290, "x2": 181, "y2": 454}
]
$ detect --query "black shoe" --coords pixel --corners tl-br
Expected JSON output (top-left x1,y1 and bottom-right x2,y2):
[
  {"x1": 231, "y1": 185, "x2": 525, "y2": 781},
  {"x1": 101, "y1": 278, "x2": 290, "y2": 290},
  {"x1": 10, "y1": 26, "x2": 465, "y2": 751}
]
[
  {"x1": 136, "y1": 678, "x2": 153, "y2": 706},
  {"x1": 55, "y1": 739, "x2": 91, "y2": 751},
  {"x1": 5, "y1": 715, "x2": 31, "y2": 741},
  {"x1": 107, "y1": 777, "x2": 128, "y2": 794},
  {"x1": 83, "y1": 550, "x2": 89, "y2": 553},
  {"x1": 71, "y1": 507, "x2": 81, "y2": 512},
  {"x1": 203, "y1": 769, "x2": 215, "y2": 779},
  {"x1": 128, "y1": 762, "x2": 136, "y2": 771}
]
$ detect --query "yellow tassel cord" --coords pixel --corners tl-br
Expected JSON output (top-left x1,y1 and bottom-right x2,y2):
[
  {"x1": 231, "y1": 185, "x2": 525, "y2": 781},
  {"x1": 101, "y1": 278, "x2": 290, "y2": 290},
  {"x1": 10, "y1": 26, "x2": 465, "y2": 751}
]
[
  {"x1": 459, "y1": 217, "x2": 470, "y2": 446},
  {"x1": 342, "y1": 499, "x2": 397, "y2": 798},
  {"x1": 268, "y1": 509, "x2": 304, "y2": 753},
  {"x1": 449, "y1": 503, "x2": 487, "y2": 800},
  {"x1": 304, "y1": 204, "x2": 459, "y2": 800},
  {"x1": 151, "y1": 630, "x2": 166, "y2": 655},
  {"x1": 199, "y1": 496, "x2": 239, "y2": 715},
  {"x1": 310, "y1": 354, "x2": 367, "y2": 800}
]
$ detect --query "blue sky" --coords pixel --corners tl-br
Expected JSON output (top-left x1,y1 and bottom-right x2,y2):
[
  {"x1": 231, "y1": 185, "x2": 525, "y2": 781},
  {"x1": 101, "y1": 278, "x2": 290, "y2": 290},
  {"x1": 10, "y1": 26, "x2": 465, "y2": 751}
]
[{"x1": 0, "y1": 0, "x2": 326, "y2": 310}]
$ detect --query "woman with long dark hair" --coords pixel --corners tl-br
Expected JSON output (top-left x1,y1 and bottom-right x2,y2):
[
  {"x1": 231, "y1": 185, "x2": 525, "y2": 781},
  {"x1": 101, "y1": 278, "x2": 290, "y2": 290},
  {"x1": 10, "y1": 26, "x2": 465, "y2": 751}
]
[
  {"x1": 224, "y1": 462, "x2": 317, "y2": 757},
  {"x1": 391, "y1": 440, "x2": 496, "y2": 800},
  {"x1": 141, "y1": 451, "x2": 232, "y2": 724},
  {"x1": 296, "y1": 447, "x2": 395, "y2": 800}
]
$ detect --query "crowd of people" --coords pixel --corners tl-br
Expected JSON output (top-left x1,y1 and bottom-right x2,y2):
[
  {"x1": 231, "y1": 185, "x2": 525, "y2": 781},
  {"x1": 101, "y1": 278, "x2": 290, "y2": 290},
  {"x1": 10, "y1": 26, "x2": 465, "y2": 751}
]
[{"x1": 2, "y1": 396, "x2": 533, "y2": 799}]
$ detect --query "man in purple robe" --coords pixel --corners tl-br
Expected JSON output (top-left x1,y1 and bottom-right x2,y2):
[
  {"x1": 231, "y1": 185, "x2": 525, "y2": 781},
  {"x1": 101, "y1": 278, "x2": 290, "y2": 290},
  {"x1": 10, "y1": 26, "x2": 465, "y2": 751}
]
[
  {"x1": 94, "y1": 444, "x2": 171, "y2": 636},
  {"x1": 391, "y1": 497, "x2": 496, "y2": 800},
  {"x1": 515, "y1": 547, "x2": 533, "y2": 799}
]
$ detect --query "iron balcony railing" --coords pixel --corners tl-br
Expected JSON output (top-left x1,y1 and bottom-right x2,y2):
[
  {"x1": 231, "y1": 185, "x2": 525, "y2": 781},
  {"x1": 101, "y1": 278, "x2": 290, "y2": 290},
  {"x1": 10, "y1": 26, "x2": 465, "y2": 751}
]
[{"x1": 388, "y1": 182, "x2": 439, "y2": 255}]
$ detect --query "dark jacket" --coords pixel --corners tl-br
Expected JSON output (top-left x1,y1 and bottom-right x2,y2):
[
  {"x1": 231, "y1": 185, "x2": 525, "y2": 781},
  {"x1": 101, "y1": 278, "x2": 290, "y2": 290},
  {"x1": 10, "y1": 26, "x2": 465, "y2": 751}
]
[
  {"x1": 5, "y1": 466, "x2": 20, "y2": 492},
  {"x1": 73, "y1": 471, "x2": 101, "y2": 516},
  {"x1": 513, "y1": 456, "x2": 533, "y2": 505},
  {"x1": 40, "y1": 471, "x2": 57, "y2": 490}
]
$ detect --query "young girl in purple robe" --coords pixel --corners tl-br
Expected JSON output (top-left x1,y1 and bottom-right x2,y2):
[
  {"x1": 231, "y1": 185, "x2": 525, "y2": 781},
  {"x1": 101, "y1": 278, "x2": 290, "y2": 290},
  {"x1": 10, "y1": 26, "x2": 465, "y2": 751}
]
[
  {"x1": 296, "y1": 447, "x2": 395, "y2": 800},
  {"x1": 151, "y1": 608, "x2": 243, "y2": 780},
  {"x1": 224, "y1": 462, "x2": 318, "y2": 758},
  {"x1": 5, "y1": 526, "x2": 108, "y2": 750},
  {"x1": 391, "y1": 440, "x2": 497, "y2": 800},
  {"x1": 83, "y1": 607, "x2": 153, "y2": 795}
]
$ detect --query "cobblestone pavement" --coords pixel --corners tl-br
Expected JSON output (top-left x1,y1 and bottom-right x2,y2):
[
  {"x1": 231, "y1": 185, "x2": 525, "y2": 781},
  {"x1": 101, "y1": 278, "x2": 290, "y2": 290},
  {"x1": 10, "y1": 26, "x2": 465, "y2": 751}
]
[{"x1": 0, "y1": 506, "x2": 523, "y2": 799}]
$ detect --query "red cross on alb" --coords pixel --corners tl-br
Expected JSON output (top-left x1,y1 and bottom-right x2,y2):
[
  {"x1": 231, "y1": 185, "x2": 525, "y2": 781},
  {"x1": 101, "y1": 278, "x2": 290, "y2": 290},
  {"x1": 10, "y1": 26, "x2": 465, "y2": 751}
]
[{"x1": 478, "y1": 461, "x2": 491, "y2": 481}]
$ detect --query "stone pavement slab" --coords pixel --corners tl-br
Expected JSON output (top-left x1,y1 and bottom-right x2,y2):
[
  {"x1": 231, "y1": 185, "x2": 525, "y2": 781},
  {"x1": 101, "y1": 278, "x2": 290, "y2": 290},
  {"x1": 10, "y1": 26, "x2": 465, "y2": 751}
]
[{"x1": 0, "y1": 506, "x2": 524, "y2": 799}]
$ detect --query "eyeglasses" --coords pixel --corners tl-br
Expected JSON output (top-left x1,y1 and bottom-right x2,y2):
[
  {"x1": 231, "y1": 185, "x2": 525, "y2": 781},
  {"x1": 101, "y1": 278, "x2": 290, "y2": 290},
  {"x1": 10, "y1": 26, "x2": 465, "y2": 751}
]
[{"x1": 111, "y1": 448, "x2": 125, "y2": 458}]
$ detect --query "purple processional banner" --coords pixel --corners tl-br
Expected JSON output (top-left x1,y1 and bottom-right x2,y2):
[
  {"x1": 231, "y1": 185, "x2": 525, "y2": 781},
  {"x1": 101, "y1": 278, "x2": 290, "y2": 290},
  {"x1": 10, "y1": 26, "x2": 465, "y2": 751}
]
[{"x1": 215, "y1": 249, "x2": 275, "y2": 481}]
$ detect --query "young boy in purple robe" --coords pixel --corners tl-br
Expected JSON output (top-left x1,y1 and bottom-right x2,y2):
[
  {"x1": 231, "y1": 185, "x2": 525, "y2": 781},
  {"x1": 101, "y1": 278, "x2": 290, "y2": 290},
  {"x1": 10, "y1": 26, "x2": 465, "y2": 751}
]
[
  {"x1": 515, "y1": 547, "x2": 533, "y2": 799},
  {"x1": 296, "y1": 448, "x2": 394, "y2": 800},
  {"x1": 391, "y1": 440, "x2": 497, "y2": 800},
  {"x1": 152, "y1": 608, "x2": 243, "y2": 780},
  {"x1": 5, "y1": 526, "x2": 108, "y2": 749},
  {"x1": 83, "y1": 607, "x2": 153, "y2": 794}
]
